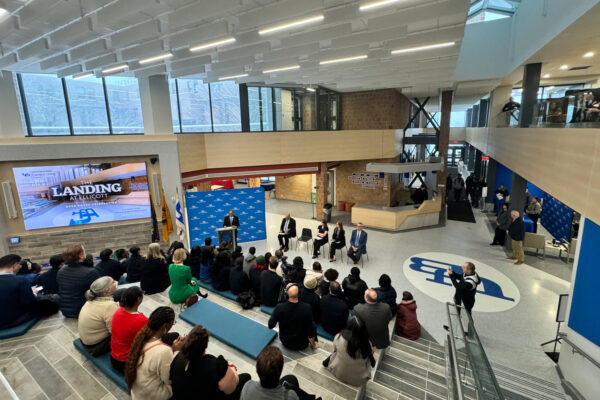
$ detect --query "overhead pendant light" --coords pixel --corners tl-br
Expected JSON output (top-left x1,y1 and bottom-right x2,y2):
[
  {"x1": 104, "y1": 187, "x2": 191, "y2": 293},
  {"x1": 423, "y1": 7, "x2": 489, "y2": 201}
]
[
  {"x1": 72, "y1": 72, "x2": 94, "y2": 80},
  {"x1": 258, "y1": 15, "x2": 324, "y2": 35},
  {"x1": 190, "y1": 37, "x2": 236, "y2": 52},
  {"x1": 0, "y1": 7, "x2": 7, "y2": 18},
  {"x1": 218, "y1": 73, "x2": 248, "y2": 81},
  {"x1": 391, "y1": 41, "x2": 455, "y2": 55},
  {"x1": 102, "y1": 64, "x2": 128, "y2": 74},
  {"x1": 359, "y1": 0, "x2": 400, "y2": 11},
  {"x1": 306, "y1": 87, "x2": 316, "y2": 92},
  {"x1": 139, "y1": 52, "x2": 173, "y2": 65},
  {"x1": 543, "y1": 73, "x2": 550, "y2": 78},
  {"x1": 263, "y1": 65, "x2": 300, "y2": 74},
  {"x1": 559, "y1": 65, "x2": 568, "y2": 70},
  {"x1": 583, "y1": 51, "x2": 594, "y2": 58},
  {"x1": 319, "y1": 54, "x2": 367, "y2": 65}
]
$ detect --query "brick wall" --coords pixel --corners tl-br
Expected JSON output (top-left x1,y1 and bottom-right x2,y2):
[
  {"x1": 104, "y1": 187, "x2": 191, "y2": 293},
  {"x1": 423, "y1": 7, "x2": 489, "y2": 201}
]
[
  {"x1": 275, "y1": 174, "x2": 313, "y2": 202},
  {"x1": 341, "y1": 89, "x2": 410, "y2": 130},
  {"x1": 8, "y1": 221, "x2": 157, "y2": 265},
  {"x1": 336, "y1": 158, "x2": 399, "y2": 207}
]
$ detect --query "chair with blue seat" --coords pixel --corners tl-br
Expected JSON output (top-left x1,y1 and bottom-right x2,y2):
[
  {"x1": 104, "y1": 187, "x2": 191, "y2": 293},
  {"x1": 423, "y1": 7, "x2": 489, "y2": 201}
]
[{"x1": 296, "y1": 228, "x2": 313, "y2": 254}]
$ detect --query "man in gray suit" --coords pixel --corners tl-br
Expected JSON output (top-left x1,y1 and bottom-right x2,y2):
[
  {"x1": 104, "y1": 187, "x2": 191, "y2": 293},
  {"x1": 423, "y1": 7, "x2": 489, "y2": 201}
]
[{"x1": 352, "y1": 288, "x2": 393, "y2": 349}]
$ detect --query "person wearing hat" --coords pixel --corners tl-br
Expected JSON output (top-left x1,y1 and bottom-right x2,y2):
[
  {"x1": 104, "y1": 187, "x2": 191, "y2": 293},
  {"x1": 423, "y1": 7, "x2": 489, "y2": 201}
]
[
  {"x1": 249, "y1": 255, "x2": 267, "y2": 299},
  {"x1": 299, "y1": 275, "x2": 321, "y2": 324}
]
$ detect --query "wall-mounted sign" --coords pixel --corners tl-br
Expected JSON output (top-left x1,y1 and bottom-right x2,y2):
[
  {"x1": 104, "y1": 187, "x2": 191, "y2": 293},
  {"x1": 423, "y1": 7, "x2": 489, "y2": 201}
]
[{"x1": 349, "y1": 173, "x2": 382, "y2": 189}]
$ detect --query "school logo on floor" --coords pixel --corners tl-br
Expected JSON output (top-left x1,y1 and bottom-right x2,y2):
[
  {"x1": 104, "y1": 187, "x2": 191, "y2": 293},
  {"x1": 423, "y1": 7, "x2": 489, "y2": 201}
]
[{"x1": 403, "y1": 252, "x2": 520, "y2": 312}]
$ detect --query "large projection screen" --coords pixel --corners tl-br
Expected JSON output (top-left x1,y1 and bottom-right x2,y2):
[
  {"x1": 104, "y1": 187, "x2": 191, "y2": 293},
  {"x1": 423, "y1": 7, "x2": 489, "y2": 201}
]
[{"x1": 13, "y1": 163, "x2": 151, "y2": 230}]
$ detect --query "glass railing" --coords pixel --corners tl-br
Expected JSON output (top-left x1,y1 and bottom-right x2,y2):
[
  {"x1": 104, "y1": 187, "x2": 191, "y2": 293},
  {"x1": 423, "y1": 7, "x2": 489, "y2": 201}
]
[{"x1": 446, "y1": 302, "x2": 505, "y2": 400}]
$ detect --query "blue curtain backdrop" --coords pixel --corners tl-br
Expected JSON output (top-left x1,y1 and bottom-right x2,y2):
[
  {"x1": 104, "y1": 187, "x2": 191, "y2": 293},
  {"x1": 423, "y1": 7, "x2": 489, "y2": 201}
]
[{"x1": 186, "y1": 187, "x2": 267, "y2": 246}]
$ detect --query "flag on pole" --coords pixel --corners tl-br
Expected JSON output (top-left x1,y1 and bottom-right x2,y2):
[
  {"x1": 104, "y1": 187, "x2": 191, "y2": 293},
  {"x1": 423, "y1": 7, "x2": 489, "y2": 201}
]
[
  {"x1": 175, "y1": 197, "x2": 185, "y2": 242},
  {"x1": 161, "y1": 190, "x2": 173, "y2": 242}
]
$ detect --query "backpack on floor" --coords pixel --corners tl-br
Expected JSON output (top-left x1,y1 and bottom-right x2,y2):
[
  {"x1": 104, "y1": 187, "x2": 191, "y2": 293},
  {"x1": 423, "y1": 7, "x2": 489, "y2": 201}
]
[{"x1": 237, "y1": 291, "x2": 258, "y2": 309}]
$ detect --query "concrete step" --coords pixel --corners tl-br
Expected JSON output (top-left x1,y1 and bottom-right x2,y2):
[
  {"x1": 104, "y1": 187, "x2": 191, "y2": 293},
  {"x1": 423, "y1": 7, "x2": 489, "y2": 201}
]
[
  {"x1": 387, "y1": 344, "x2": 446, "y2": 377},
  {"x1": 383, "y1": 351, "x2": 447, "y2": 388},
  {"x1": 392, "y1": 335, "x2": 444, "y2": 353},
  {"x1": 380, "y1": 360, "x2": 447, "y2": 399},
  {"x1": 374, "y1": 370, "x2": 446, "y2": 400},
  {"x1": 293, "y1": 354, "x2": 361, "y2": 400}
]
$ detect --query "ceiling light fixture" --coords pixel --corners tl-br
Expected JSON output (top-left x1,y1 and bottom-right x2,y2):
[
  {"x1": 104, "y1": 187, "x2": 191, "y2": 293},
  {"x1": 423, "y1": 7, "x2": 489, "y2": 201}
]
[
  {"x1": 218, "y1": 73, "x2": 248, "y2": 81},
  {"x1": 102, "y1": 64, "x2": 128, "y2": 74},
  {"x1": 190, "y1": 37, "x2": 236, "y2": 52},
  {"x1": 258, "y1": 15, "x2": 324, "y2": 35},
  {"x1": 359, "y1": 0, "x2": 400, "y2": 11},
  {"x1": 139, "y1": 52, "x2": 173, "y2": 65},
  {"x1": 0, "y1": 7, "x2": 7, "y2": 18},
  {"x1": 72, "y1": 72, "x2": 94, "y2": 80},
  {"x1": 263, "y1": 65, "x2": 300, "y2": 74},
  {"x1": 548, "y1": 86, "x2": 555, "y2": 90},
  {"x1": 391, "y1": 41, "x2": 455, "y2": 55},
  {"x1": 559, "y1": 64, "x2": 568, "y2": 70},
  {"x1": 306, "y1": 87, "x2": 316, "y2": 92},
  {"x1": 543, "y1": 73, "x2": 550, "y2": 78},
  {"x1": 583, "y1": 51, "x2": 594, "y2": 58},
  {"x1": 319, "y1": 54, "x2": 367, "y2": 65}
]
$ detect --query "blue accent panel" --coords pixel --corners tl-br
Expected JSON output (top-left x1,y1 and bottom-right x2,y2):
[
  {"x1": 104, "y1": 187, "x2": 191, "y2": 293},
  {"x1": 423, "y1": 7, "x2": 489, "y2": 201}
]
[
  {"x1": 527, "y1": 182, "x2": 545, "y2": 199},
  {"x1": 568, "y1": 218, "x2": 600, "y2": 346},
  {"x1": 494, "y1": 162, "x2": 513, "y2": 192},
  {"x1": 186, "y1": 187, "x2": 267, "y2": 245},
  {"x1": 540, "y1": 194, "x2": 573, "y2": 241}
]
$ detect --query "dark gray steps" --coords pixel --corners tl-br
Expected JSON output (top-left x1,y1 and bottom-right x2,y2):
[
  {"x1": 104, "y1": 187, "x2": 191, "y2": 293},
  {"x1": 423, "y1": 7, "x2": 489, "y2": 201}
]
[{"x1": 375, "y1": 370, "x2": 445, "y2": 400}]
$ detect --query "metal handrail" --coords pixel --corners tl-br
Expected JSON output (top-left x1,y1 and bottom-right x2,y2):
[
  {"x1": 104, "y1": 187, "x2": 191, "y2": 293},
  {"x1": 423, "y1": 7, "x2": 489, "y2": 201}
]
[
  {"x1": 558, "y1": 332, "x2": 600, "y2": 370},
  {"x1": 446, "y1": 303, "x2": 464, "y2": 400}
]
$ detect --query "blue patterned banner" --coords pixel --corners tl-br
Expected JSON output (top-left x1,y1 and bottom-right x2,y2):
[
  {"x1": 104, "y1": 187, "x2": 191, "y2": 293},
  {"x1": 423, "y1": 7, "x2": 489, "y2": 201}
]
[
  {"x1": 540, "y1": 194, "x2": 573, "y2": 241},
  {"x1": 186, "y1": 187, "x2": 267, "y2": 246}
]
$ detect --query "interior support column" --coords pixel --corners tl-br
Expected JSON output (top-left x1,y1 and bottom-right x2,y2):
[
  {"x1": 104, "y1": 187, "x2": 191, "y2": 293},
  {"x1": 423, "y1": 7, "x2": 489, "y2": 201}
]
[
  {"x1": 315, "y1": 163, "x2": 328, "y2": 220},
  {"x1": 474, "y1": 149, "x2": 482, "y2": 177},
  {"x1": 510, "y1": 173, "x2": 528, "y2": 213},
  {"x1": 138, "y1": 75, "x2": 173, "y2": 135},
  {"x1": 485, "y1": 158, "x2": 497, "y2": 203},
  {"x1": 519, "y1": 63, "x2": 542, "y2": 127},
  {"x1": 437, "y1": 90, "x2": 452, "y2": 203}
]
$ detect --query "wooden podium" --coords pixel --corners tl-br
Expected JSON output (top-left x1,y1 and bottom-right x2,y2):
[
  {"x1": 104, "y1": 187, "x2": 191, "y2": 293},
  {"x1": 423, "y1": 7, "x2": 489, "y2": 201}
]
[{"x1": 216, "y1": 226, "x2": 237, "y2": 250}]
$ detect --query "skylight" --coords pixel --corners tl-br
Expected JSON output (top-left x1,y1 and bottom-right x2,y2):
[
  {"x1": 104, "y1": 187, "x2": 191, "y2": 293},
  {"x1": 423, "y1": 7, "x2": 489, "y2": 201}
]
[{"x1": 467, "y1": 0, "x2": 520, "y2": 24}]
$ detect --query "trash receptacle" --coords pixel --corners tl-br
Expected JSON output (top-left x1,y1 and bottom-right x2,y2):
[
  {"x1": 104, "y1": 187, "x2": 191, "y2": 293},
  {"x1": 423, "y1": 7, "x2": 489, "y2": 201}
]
[{"x1": 323, "y1": 203, "x2": 333, "y2": 222}]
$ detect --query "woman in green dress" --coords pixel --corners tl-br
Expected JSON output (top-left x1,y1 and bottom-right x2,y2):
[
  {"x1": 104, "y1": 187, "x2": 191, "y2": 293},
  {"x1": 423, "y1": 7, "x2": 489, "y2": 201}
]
[{"x1": 168, "y1": 248, "x2": 206, "y2": 304}]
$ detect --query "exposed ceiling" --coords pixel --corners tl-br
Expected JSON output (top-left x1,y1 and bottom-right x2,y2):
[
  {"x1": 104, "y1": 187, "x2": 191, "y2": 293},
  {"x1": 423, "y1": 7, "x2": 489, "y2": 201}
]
[{"x1": 0, "y1": 0, "x2": 470, "y2": 96}]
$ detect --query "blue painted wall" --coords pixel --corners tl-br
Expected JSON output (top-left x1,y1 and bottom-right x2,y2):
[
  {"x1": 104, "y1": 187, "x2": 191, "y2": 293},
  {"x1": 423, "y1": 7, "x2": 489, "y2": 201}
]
[
  {"x1": 568, "y1": 218, "x2": 600, "y2": 346},
  {"x1": 494, "y1": 162, "x2": 513, "y2": 192},
  {"x1": 527, "y1": 182, "x2": 544, "y2": 199}
]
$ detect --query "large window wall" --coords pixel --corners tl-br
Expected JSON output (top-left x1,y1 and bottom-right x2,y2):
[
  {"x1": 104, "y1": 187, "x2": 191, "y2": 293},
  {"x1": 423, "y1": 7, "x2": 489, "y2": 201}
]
[{"x1": 16, "y1": 73, "x2": 144, "y2": 136}]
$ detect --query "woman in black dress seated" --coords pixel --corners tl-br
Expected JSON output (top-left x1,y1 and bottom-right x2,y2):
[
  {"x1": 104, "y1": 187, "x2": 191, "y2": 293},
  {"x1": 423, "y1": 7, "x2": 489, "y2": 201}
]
[{"x1": 312, "y1": 220, "x2": 329, "y2": 259}]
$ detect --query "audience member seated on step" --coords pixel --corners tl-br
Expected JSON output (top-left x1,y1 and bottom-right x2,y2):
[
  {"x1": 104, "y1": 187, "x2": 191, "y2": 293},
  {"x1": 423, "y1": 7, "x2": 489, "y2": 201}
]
[
  {"x1": 95, "y1": 249, "x2": 126, "y2": 282},
  {"x1": 170, "y1": 325, "x2": 251, "y2": 400},
  {"x1": 17, "y1": 258, "x2": 42, "y2": 286},
  {"x1": 141, "y1": 243, "x2": 171, "y2": 295},
  {"x1": 342, "y1": 267, "x2": 368, "y2": 309},
  {"x1": 229, "y1": 257, "x2": 250, "y2": 295},
  {"x1": 188, "y1": 246, "x2": 202, "y2": 280},
  {"x1": 299, "y1": 275, "x2": 321, "y2": 324},
  {"x1": 211, "y1": 248, "x2": 230, "y2": 282},
  {"x1": 124, "y1": 246, "x2": 145, "y2": 283},
  {"x1": 231, "y1": 246, "x2": 243, "y2": 264},
  {"x1": 306, "y1": 261, "x2": 324, "y2": 294},
  {"x1": 82, "y1": 254, "x2": 95, "y2": 267},
  {"x1": 347, "y1": 223, "x2": 368, "y2": 265},
  {"x1": 0, "y1": 254, "x2": 60, "y2": 330},
  {"x1": 242, "y1": 247, "x2": 256, "y2": 276},
  {"x1": 274, "y1": 249, "x2": 285, "y2": 277},
  {"x1": 396, "y1": 291, "x2": 421, "y2": 341},
  {"x1": 329, "y1": 221, "x2": 346, "y2": 262},
  {"x1": 212, "y1": 252, "x2": 232, "y2": 292},
  {"x1": 217, "y1": 241, "x2": 232, "y2": 264},
  {"x1": 320, "y1": 281, "x2": 349, "y2": 337},
  {"x1": 58, "y1": 245, "x2": 101, "y2": 318},
  {"x1": 268, "y1": 284, "x2": 318, "y2": 351},
  {"x1": 111, "y1": 286, "x2": 148, "y2": 374},
  {"x1": 318, "y1": 268, "x2": 339, "y2": 297},
  {"x1": 37, "y1": 254, "x2": 63, "y2": 295},
  {"x1": 199, "y1": 238, "x2": 216, "y2": 282},
  {"x1": 260, "y1": 256, "x2": 283, "y2": 307},
  {"x1": 375, "y1": 274, "x2": 397, "y2": 316},
  {"x1": 241, "y1": 346, "x2": 317, "y2": 400},
  {"x1": 114, "y1": 248, "x2": 129, "y2": 264},
  {"x1": 312, "y1": 219, "x2": 329, "y2": 259},
  {"x1": 353, "y1": 289, "x2": 393, "y2": 350},
  {"x1": 78, "y1": 277, "x2": 118, "y2": 356},
  {"x1": 323, "y1": 316, "x2": 375, "y2": 386},
  {"x1": 249, "y1": 255, "x2": 267, "y2": 299},
  {"x1": 166, "y1": 241, "x2": 188, "y2": 266},
  {"x1": 126, "y1": 307, "x2": 183, "y2": 400},
  {"x1": 169, "y1": 249, "x2": 204, "y2": 305},
  {"x1": 287, "y1": 256, "x2": 307, "y2": 285}
]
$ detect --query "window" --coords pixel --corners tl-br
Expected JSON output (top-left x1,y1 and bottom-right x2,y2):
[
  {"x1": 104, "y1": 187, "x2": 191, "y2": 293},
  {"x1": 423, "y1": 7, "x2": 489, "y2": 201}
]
[
  {"x1": 261, "y1": 87, "x2": 273, "y2": 131},
  {"x1": 248, "y1": 87, "x2": 261, "y2": 131},
  {"x1": 177, "y1": 79, "x2": 212, "y2": 133},
  {"x1": 104, "y1": 76, "x2": 144, "y2": 134},
  {"x1": 450, "y1": 111, "x2": 467, "y2": 127},
  {"x1": 210, "y1": 81, "x2": 241, "y2": 132},
  {"x1": 275, "y1": 89, "x2": 294, "y2": 131},
  {"x1": 169, "y1": 79, "x2": 181, "y2": 133},
  {"x1": 19, "y1": 74, "x2": 70, "y2": 136},
  {"x1": 65, "y1": 76, "x2": 110, "y2": 135}
]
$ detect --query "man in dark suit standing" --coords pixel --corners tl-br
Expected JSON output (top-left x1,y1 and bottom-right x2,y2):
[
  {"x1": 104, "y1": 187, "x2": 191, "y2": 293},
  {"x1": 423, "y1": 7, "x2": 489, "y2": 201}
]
[
  {"x1": 347, "y1": 223, "x2": 368, "y2": 264},
  {"x1": 508, "y1": 210, "x2": 525, "y2": 265},
  {"x1": 223, "y1": 209, "x2": 240, "y2": 242},
  {"x1": 278, "y1": 213, "x2": 296, "y2": 252}
]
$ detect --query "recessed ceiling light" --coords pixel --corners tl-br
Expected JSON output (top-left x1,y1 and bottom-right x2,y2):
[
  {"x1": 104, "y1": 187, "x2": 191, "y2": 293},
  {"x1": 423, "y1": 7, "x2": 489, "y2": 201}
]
[
  {"x1": 258, "y1": 15, "x2": 324, "y2": 35},
  {"x1": 102, "y1": 64, "x2": 128, "y2": 74},
  {"x1": 583, "y1": 51, "x2": 594, "y2": 58},
  {"x1": 360, "y1": 0, "x2": 400, "y2": 11},
  {"x1": 72, "y1": 72, "x2": 94, "y2": 80},
  {"x1": 543, "y1": 73, "x2": 550, "y2": 78},
  {"x1": 190, "y1": 37, "x2": 236, "y2": 52},
  {"x1": 306, "y1": 87, "x2": 316, "y2": 92},
  {"x1": 263, "y1": 65, "x2": 300, "y2": 74},
  {"x1": 319, "y1": 54, "x2": 367, "y2": 65},
  {"x1": 391, "y1": 42, "x2": 455, "y2": 55},
  {"x1": 559, "y1": 64, "x2": 568, "y2": 70},
  {"x1": 218, "y1": 73, "x2": 248, "y2": 81},
  {"x1": 0, "y1": 7, "x2": 7, "y2": 18},
  {"x1": 139, "y1": 52, "x2": 173, "y2": 65}
]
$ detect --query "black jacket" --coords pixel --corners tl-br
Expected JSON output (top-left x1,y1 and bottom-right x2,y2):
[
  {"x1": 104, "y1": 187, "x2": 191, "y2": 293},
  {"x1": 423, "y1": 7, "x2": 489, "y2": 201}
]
[
  {"x1": 212, "y1": 266, "x2": 231, "y2": 292},
  {"x1": 279, "y1": 217, "x2": 297, "y2": 238},
  {"x1": 223, "y1": 215, "x2": 240, "y2": 228},
  {"x1": 260, "y1": 269, "x2": 282, "y2": 307},
  {"x1": 57, "y1": 263, "x2": 100, "y2": 318},
  {"x1": 229, "y1": 266, "x2": 250, "y2": 295},
  {"x1": 0, "y1": 274, "x2": 37, "y2": 329},
  {"x1": 249, "y1": 266, "x2": 264, "y2": 298},
  {"x1": 37, "y1": 268, "x2": 59, "y2": 295},
  {"x1": 412, "y1": 189, "x2": 428, "y2": 204},
  {"x1": 268, "y1": 301, "x2": 315, "y2": 351},
  {"x1": 449, "y1": 272, "x2": 480, "y2": 309},
  {"x1": 200, "y1": 245, "x2": 215, "y2": 266},
  {"x1": 509, "y1": 217, "x2": 525, "y2": 241},
  {"x1": 342, "y1": 274, "x2": 368, "y2": 309},
  {"x1": 141, "y1": 257, "x2": 170, "y2": 295},
  {"x1": 320, "y1": 294, "x2": 349, "y2": 336},
  {"x1": 299, "y1": 287, "x2": 321, "y2": 323},
  {"x1": 375, "y1": 286, "x2": 398, "y2": 316},
  {"x1": 95, "y1": 259, "x2": 125, "y2": 282},
  {"x1": 124, "y1": 255, "x2": 145, "y2": 283},
  {"x1": 332, "y1": 229, "x2": 346, "y2": 247}
]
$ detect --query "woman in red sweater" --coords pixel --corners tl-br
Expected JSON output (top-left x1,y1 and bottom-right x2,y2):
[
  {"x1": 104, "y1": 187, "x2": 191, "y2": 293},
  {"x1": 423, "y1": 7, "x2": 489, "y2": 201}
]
[
  {"x1": 110, "y1": 286, "x2": 148, "y2": 373},
  {"x1": 396, "y1": 291, "x2": 421, "y2": 340}
]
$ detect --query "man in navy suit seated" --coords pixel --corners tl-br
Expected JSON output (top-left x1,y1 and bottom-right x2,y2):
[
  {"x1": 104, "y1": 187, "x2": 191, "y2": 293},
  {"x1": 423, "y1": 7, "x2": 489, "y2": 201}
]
[{"x1": 347, "y1": 223, "x2": 368, "y2": 264}]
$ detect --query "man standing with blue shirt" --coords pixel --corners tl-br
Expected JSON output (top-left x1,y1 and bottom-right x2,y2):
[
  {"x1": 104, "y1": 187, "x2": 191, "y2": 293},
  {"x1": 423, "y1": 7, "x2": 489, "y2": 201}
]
[{"x1": 347, "y1": 223, "x2": 368, "y2": 264}]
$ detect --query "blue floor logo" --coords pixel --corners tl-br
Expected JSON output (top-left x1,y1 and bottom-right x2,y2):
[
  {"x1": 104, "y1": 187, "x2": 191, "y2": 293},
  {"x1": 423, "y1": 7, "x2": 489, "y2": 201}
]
[{"x1": 403, "y1": 252, "x2": 520, "y2": 312}]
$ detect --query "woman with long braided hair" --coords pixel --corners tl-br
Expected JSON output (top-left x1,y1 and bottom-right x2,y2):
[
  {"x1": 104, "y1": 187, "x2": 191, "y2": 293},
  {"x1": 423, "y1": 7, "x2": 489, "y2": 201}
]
[{"x1": 125, "y1": 306, "x2": 183, "y2": 399}]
